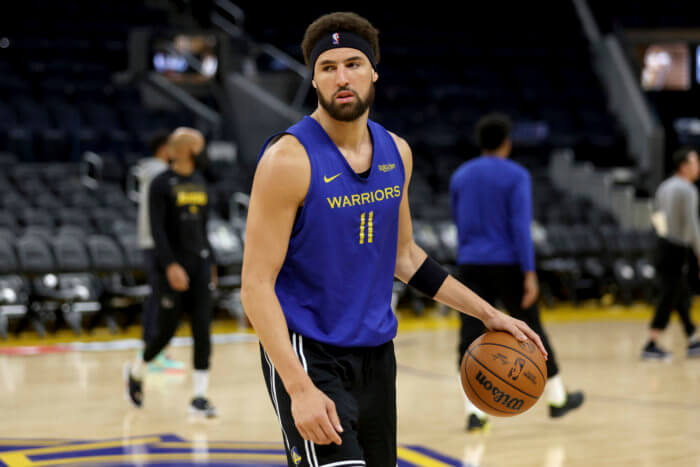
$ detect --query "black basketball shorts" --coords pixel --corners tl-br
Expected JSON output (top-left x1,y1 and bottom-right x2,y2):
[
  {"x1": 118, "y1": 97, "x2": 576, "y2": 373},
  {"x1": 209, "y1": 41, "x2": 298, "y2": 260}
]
[{"x1": 260, "y1": 332, "x2": 397, "y2": 467}]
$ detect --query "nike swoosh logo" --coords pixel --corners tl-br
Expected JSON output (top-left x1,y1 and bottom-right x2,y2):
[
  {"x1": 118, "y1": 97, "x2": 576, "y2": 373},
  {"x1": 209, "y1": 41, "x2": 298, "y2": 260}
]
[{"x1": 324, "y1": 173, "x2": 342, "y2": 183}]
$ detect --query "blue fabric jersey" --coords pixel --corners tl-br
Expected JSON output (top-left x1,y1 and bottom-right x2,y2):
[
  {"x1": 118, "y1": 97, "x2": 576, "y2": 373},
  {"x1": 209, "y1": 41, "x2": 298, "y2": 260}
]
[
  {"x1": 449, "y1": 155, "x2": 535, "y2": 272},
  {"x1": 259, "y1": 116, "x2": 405, "y2": 347}
]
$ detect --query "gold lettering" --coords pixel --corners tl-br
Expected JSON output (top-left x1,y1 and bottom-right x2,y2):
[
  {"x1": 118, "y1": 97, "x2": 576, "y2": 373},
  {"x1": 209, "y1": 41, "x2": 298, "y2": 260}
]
[
  {"x1": 393, "y1": 185, "x2": 401, "y2": 198},
  {"x1": 176, "y1": 191, "x2": 207, "y2": 206},
  {"x1": 368, "y1": 211, "x2": 374, "y2": 243},
  {"x1": 342, "y1": 196, "x2": 352, "y2": 207},
  {"x1": 327, "y1": 197, "x2": 342, "y2": 209},
  {"x1": 361, "y1": 192, "x2": 371, "y2": 205},
  {"x1": 384, "y1": 187, "x2": 393, "y2": 199},
  {"x1": 351, "y1": 194, "x2": 361, "y2": 206},
  {"x1": 374, "y1": 189, "x2": 385, "y2": 201}
]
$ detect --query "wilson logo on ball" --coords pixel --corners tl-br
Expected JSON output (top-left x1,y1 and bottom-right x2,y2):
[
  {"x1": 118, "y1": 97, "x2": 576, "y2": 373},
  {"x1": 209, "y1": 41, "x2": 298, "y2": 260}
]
[{"x1": 475, "y1": 370, "x2": 524, "y2": 410}]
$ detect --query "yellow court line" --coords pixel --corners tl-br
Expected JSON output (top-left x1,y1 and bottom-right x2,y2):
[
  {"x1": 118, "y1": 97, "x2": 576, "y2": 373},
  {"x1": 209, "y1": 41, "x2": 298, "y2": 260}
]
[
  {"x1": 397, "y1": 447, "x2": 453, "y2": 467},
  {"x1": 0, "y1": 453, "x2": 31, "y2": 467},
  {"x1": 0, "y1": 437, "x2": 161, "y2": 457},
  {"x1": 26, "y1": 452, "x2": 287, "y2": 466}
]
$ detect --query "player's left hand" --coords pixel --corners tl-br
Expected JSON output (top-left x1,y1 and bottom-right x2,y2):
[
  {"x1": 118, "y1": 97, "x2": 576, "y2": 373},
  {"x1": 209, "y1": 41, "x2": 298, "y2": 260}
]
[{"x1": 483, "y1": 311, "x2": 548, "y2": 359}]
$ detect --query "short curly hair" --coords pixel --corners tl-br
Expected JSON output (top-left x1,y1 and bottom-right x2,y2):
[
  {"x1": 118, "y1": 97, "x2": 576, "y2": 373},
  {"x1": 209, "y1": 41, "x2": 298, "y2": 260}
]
[{"x1": 301, "y1": 12, "x2": 380, "y2": 68}]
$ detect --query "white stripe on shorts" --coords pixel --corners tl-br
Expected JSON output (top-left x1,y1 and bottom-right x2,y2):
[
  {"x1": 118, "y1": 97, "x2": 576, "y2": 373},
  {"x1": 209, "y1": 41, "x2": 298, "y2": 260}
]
[
  {"x1": 263, "y1": 348, "x2": 290, "y2": 451},
  {"x1": 319, "y1": 460, "x2": 366, "y2": 467},
  {"x1": 294, "y1": 333, "x2": 320, "y2": 467}
]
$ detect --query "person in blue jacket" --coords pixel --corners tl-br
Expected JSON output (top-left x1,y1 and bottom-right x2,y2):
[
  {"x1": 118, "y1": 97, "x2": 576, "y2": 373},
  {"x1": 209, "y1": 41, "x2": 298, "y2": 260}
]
[{"x1": 450, "y1": 113, "x2": 584, "y2": 431}]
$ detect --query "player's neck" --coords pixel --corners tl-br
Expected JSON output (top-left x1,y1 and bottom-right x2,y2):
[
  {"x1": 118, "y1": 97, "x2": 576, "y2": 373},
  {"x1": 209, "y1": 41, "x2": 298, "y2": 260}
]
[
  {"x1": 312, "y1": 108, "x2": 369, "y2": 152},
  {"x1": 171, "y1": 159, "x2": 195, "y2": 176}
]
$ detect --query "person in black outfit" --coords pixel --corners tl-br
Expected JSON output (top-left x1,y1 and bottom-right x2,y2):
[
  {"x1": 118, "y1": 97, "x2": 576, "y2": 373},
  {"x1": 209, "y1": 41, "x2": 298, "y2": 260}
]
[{"x1": 124, "y1": 127, "x2": 219, "y2": 417}]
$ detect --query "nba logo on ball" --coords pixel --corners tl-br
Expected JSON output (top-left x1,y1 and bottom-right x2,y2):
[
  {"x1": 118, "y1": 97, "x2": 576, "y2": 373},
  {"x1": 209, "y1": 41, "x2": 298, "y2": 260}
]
[
  {"x1": 332, "y1": 32, "x2": 340, "y2": 45},
  {"x1": 460, "y1": 331, "x2": 547, "y2": 417}
]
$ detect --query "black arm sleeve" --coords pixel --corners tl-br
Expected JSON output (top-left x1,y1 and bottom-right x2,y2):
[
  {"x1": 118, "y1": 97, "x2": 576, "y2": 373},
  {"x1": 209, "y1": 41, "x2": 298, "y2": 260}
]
[
  {"x1": 149, "y1": 175, "x2": 177, "y2": 269},
  {"x1": 407, "y1": 256, "x2": 449, "y2": 298}
]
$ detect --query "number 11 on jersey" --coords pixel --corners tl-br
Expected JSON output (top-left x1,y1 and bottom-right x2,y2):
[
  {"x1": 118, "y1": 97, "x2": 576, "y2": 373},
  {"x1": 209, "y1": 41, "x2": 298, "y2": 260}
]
[{"x1": 359, "y1": 211, "x2": 374, "y2": 244}]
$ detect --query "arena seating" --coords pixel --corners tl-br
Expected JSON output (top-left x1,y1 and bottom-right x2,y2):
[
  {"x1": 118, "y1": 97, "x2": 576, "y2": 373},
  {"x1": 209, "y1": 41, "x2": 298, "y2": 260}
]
[{"x1": 0, "y1": 1, "x2": 679, "y2": 335}]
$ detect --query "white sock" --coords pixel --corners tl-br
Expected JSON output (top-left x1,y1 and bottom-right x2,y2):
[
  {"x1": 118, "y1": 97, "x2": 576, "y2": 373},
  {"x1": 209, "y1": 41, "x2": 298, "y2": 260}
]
[
  {"x1": 193, "y1": 370, "x2": 209, "y2": 398},
  {"x1": 459, "y1": 375, "x2": 486, "y2": 418},
  {"x1": 131, "y1": 355, "x2": 145, "y2": 380},
  {"x1": 545, "y1": 375, "x2": 566, "y2": 407}
]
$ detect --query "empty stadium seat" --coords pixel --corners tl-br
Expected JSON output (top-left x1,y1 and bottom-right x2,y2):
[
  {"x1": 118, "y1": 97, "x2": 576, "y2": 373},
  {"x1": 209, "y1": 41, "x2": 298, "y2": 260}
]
[
  {"x1": 0, "y1": 238, "x2": 30, "y2": 338},
  {"x1": 84, "y1": 234, "x2": 149, "y2": 332}
]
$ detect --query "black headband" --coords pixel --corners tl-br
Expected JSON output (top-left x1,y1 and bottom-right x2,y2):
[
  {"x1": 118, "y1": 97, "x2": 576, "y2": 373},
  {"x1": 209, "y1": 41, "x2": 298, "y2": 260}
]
[{"x1": 308, "y1": 31, "x2": 377, "y2": 74}]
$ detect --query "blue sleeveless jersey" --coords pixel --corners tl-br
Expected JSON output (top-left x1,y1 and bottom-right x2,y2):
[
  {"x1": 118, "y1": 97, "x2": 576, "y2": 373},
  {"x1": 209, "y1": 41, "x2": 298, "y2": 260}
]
[{"x1": 258, "y1": 116, "x2": 405, "y2": 347}]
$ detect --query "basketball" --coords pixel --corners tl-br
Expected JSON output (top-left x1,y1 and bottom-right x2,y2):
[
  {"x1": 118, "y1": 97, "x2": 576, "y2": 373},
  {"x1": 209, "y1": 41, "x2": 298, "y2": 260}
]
[{"x1": 460, "y1": 331, "x2": 547, "y2": 417}]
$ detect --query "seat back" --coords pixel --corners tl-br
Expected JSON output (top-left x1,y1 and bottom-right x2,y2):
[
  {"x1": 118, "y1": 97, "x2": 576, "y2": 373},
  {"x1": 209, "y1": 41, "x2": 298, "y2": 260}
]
[
  {"x1": 86, "y1": 234, "x2": 126, "y2": 272},
  {"x1": 23, "y1": 225, "x2": 53, "y2": 242},
  {"x1": 118, "y1": 234, "x2": 144, "y2": 271},
  {"x1": 19, "y1": 208, "x2": 54, "y2": 229},
  {"x1": 0, "y1": 211, "x2": 19, "y2": 233},
  {"x1": 51, "y1": 234, "x2": 91, "y2": 273},
  {"x1": 16, "y1": 234, "x2": 56, "y2": 275},
  {"x1": 57, "y1": 208, "x2": 93, "y2": 232},
  {"x1": 0, "y1": 238, "x2": 18, "y2": 275}
]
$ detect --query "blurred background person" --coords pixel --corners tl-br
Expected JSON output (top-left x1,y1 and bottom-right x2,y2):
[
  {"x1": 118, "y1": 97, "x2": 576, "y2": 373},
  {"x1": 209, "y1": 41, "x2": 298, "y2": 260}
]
[
  {"x1": 450, "y1": 113, "x2": 584, "y2": 431},
  {"x1": 136, "y1": 129, "x2": 184, "y2": 372},
  {"x1": 643, "y1": 147, "x2": 700, "y2": 360},
  {"x1": 126, "y1": 127, "x2": 219, "y2": 417}
]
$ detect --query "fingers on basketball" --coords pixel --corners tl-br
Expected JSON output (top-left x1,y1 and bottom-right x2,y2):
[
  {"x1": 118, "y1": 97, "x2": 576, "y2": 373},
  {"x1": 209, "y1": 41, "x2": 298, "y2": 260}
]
[{"x1": 460, "y1": 330, "x2": 547, "y2": 417}]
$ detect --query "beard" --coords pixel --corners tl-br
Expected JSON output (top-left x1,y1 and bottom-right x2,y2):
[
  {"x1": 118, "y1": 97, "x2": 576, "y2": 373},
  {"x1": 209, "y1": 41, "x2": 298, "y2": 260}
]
[{"x1": 317, "y1": 83, "x2": 375, "y2": 122}]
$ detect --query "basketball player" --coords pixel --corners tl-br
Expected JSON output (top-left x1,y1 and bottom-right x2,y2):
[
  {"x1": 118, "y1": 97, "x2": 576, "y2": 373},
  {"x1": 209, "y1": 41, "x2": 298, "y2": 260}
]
[
  {"x1": 125, "y1": 127, "x2": 219, "y2": 417},
  {"x1": 450, "y1": 113, "x2": 583, "y2": 431},
  {"x1": 240, "y1": 12, "x2": 546, "y2": 466},
  {"x1": 136, "y1": 130, "x2": 184, "y2": 372},
  {"x1": 642, "y1": 147, "x2": 700, "y2": 360}
]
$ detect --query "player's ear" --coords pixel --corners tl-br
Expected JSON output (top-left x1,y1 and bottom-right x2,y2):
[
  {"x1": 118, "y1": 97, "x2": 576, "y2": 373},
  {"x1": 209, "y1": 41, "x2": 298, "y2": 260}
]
[
  {"x1": 372, "y1": 71, "x2": 378, "y2": 83},
  {"x1": 311, "y1": 79, "x2": 317, "y2": 89}
]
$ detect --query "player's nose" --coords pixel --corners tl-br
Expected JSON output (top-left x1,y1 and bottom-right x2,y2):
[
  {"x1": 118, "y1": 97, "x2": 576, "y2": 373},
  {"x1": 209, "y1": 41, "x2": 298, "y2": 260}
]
[{"x1": 335, "y1": 66, "x2": 349, "y2": 86}]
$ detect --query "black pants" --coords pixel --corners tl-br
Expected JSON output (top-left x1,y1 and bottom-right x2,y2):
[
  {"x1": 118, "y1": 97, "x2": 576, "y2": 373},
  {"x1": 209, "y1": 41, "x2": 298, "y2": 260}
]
[
  {"x1": 143, "y1": 256, "x2": 213, "y2": 370},
  {"x1": 650, "y1": 238, "x2": 697, "y2": 336},
  {"x1": 141, "y1": 249, "x2": 160, "y2": 343},
  {"x1": 457, "y1": 264, "x2": 560, "y2": 379},
  {"x1": 261, "y1": 332, "x2": 396, "y2": 467}
]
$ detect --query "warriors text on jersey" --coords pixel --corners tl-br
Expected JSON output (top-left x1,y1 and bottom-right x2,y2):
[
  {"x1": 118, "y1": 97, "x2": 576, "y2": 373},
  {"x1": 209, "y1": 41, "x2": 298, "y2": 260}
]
[{"x1": 260, "y1": 116, "x2": 405, "y2": 346}]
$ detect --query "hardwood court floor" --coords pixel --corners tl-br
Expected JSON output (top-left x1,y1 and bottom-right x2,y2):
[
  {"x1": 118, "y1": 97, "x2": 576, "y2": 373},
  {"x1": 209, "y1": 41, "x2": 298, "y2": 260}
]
[{"x1": 0, "y1": 304, "x2": 699, "y2": 466}]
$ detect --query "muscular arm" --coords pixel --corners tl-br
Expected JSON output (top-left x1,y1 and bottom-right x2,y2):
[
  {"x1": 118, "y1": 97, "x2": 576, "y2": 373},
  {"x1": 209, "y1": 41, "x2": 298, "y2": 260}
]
[
  {"x1": 391, "y1": 134, "x2": 546, "y2": 352},
  {"x1": 240, "y1": 135, "x2": 343, "y2": 445},
  {"x1": 240, "y1": 135, "x2": 311, "y2": 394}
]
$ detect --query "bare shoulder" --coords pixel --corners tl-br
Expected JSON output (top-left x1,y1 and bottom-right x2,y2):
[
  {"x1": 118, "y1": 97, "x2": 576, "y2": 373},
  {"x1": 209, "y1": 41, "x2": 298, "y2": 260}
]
[
  {"x1": 254, "y1": 134, "x2": 310, "y2": 203},
  {"x1": 259, "y1": 134, "x2": 309, "y2": 172}
]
